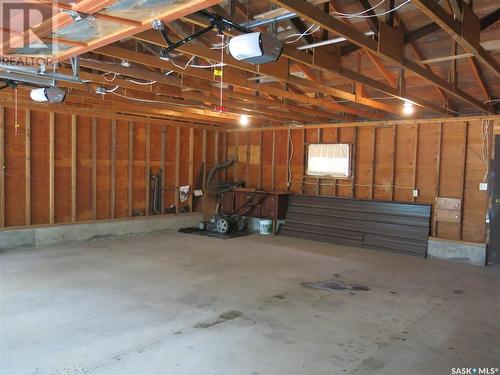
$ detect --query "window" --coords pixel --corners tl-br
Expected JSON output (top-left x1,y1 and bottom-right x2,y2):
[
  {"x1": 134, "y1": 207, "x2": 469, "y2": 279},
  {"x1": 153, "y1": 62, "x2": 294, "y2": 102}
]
[{"x1": 307, "y1": 143, "x2": 351, "y2": 177}]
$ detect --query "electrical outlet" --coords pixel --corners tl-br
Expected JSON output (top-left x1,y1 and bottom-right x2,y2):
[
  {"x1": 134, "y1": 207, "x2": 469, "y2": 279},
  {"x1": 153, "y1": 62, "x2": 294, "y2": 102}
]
[
  {"x1": 479, "y1": 183, "x2": 488, "y2": 191},
  {"x1": 413, "y1": 189, "x2": 419, "y2": 198}
]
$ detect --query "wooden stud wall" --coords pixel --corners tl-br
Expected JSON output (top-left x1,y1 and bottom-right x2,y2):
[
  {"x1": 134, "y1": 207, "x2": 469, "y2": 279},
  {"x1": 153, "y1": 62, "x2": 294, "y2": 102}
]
[
  {"x1": 227, "y1": 121, "x2": 494, "y2": 243},
  {"x1": 0, "y1": 106, "x2": 215, "y2": 228}
]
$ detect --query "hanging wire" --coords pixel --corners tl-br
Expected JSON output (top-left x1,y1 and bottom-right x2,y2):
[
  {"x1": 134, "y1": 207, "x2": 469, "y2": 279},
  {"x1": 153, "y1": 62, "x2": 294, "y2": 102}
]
[
  {"x1": 219, "y1": 33, "x2": 225, "y2": 110},
  {"x1": 284, "y1": 24, "x2": 321, "y2": 44},
  {"x1": 335, "y1": 0, "x2": 411, "y2": 18}
]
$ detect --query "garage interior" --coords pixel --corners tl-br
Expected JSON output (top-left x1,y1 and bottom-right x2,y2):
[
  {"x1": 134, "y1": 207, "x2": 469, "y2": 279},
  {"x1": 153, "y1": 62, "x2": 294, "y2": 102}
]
[{"x1": 0, "y1": 0, "x2": 499, "y2": 374}]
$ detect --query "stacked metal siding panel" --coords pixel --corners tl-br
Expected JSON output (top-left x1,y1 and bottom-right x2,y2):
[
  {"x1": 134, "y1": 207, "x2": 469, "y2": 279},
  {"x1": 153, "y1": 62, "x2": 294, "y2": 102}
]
[{"x1": 280, "y1": 195, "x2": 432, "y2": 256}]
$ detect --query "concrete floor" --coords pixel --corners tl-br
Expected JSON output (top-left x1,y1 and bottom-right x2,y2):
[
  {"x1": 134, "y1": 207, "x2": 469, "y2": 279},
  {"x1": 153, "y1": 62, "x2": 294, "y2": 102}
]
[{"x1": 1, "y1": 231, "x2": 499, "y2": 375}]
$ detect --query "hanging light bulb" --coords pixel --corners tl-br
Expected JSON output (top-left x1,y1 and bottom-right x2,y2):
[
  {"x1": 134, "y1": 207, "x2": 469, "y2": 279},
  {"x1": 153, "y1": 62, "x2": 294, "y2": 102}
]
[
  {"x1": 402, "y1": 101, "x2": 414, "y2": 115},
  {"x1": 239, "y1": 114, "x2": 249, "y2": 126}
]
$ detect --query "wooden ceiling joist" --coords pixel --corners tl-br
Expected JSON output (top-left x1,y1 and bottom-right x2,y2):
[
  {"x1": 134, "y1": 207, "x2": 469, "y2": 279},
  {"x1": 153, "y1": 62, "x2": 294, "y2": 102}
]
[
  {"x1": 411, "y1": 0, "x2": 500, "y2": 78},
  {"x1": 133, "y1": 30, "x2": 402, "y2": 117},
  {"x1": 182, "y1": 12, "x2": 454, "y2": 116},
  {"x1": 269, "y1": 0, "x2": 493, "y2": 113}
]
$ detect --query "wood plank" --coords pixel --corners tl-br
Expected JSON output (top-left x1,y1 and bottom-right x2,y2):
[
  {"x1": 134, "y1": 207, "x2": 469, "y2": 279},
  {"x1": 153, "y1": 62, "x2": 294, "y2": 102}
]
[
  {"x1": 175, "y1": 126, "x2": 180, "y2": 214},
  {"x1": 222, "y1": 131, "x2": 227, "y2": 181},
  {"x1": 202, "y1": 129, "x2": 207, "y2": 189},
  {"x1": 110, "y1": 119, "x2": 116, "y2": 219},
  {"x1": 370, "y1": 127, "x2": 376, "y2": 199},
  {"x1": 25, "y1": 109, "x2": 31, "y2": 225},
  {"x1": 188, "y1": 127, "x2": 194, "y2": 212},
  {"x1": 391, "y1": 125, "x2": 397, "y2": 200},
  {"x1": 459, "y1": 122, "x2": 469, "y2": 240},
  {"x1": 0, "y1": 107, "x2": 4, "y2": 227},
  {"x1": 71, "y1": 114, "x2": 77, "y2": 222},
  {"x1": 432, "y1": 122, "x2": 443, "y2": 236},
  {"x1": 128, "y1": 121, "x2": 134, "y2": 217},
  {"x1": 49, "y1": 112, "x2": 55, "y2": 224},
  {"x1": 160, "y1": 125, "x2": 166, "y2": 213},
  {"x1": 145, "y1": 124, "x2": 151, "y2": 216},
  {"x1": 351, "y1": 127, "x2": 358, "y2": 198},
  {"x1": 271, "y1": 130, "x2": 276, "y2": 191},
  {"x1": 412, "y1": 124, "x2": 419, "y2": 203},
  {"x1": 259, "y1": 130, "x2": 263, "y2": 189},
  {"x1": 91, "y1": 117, "x2": 97, "y2": 220}
]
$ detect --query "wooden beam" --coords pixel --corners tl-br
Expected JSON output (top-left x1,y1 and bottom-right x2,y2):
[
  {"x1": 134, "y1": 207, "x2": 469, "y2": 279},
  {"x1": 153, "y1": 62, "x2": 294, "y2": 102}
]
[
  {"x1": 202, "y1": 129, "x2": 207, "y2": 189},
  {"x1": 270, "y1": 0, "x2": 493, "y2": 113},
  {"x1": 128, "y1": 121, "x2": 134, "y2": 217},
  {"x1": 366, "y1": 52, "x2": 398, "y2": 88},
  {"x1": 0, "y1": 107, "x2": 4, "y2": 227},
  {"x1": 175, "y1": 127, "x2": 180, "y2": 214},
  {"x1": 71, "y1": 114, "x2": 77, "y2": 222},
  {"x1": 25, "y1": 109, "x2": 31, "y2": 226},
  {"x1": 412, "y1": 124, "x2": 419, "y2": 203},
  {"x1": 91, "y1": 117, "x2": 97, "y2": 220},
  {"x1": 468, "y1": 57, "x2": 491, "y2": 101},
  {"x1": 411, "y1": 0, "x2": 500, "y2": 78},
  {"x1": 183, "y1": 13, "x2": 453, "y2": 116},
  {"x1": 188, "y1": 128, "x2": 194, "y2": 212},
  {"x1": 145, "y1": 124, "x2": 151, "y2": 216},
  {"x1": 110, "y1": 119, "x2": 116, "y2": 219},
  {"x1": 272, "y1": 130, "x2": 276, "y2": 191},
  {"x1": 160, "y1": 126, "x2": 166, "y2": 214},
  {"x1": 96, "y1": 44, "x2": 372, "y2": 119},
  {"x1": 49, "y1": 112, "x2": 55, "y2": 224}
]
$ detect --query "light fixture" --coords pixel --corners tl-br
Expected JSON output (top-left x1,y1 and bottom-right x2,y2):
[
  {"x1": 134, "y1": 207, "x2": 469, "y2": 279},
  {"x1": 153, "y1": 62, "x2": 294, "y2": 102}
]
[
  {"x1": 402, "y1": 101, "x2": 414, "y2": 115},
  {"x1": 30, "y1": 87, "x2": 66, "y2": 103},
  {"x1": 239, "y1": 114, "x2": 249, "y2": 126}
]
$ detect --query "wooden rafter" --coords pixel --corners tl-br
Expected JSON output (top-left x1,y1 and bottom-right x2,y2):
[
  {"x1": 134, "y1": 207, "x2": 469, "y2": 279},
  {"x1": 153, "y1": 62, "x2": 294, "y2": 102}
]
[
  {"x1": 269, "y1": 0, "x2": 493, "y2": 113},
  {"x1": 411, "y1": 0, "x2": 500, "y2": 78},
  {"x1": 468, "y1": 57, "x2": 491, "y2": 101},
  {"x1": 182, "y1": 12, "x2": 452, "y2": 116}
]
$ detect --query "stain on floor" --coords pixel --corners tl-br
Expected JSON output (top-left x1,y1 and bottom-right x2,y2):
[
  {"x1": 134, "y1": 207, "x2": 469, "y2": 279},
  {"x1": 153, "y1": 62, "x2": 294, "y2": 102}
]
[
  {"x1": 302, "y1": 279, "x2": 370, "y2": 293},
  {"x1": 194, "y1": 310, "x2": 243, "y2": 329}
]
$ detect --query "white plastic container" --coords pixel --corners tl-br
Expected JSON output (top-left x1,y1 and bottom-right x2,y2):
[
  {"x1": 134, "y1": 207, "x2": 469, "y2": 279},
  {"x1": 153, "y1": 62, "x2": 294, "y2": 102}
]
[{"x1": 259, "y1": 219, "x2": 273, "y2": 235}]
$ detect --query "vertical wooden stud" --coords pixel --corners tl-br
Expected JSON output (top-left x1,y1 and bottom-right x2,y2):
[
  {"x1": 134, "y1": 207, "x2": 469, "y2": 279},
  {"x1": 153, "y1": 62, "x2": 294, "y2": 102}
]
[
  {"x1": 71, "y1": 114, "x2": 77, "y2": 222},
  {"x1": 370, "y1": 127, "x2": 377, "y2": 199},
  {"x1": 25, "y1": 109, "x2": 31, "y2": 225},
  {"x1": 351, "y1": 127, "x2": 358, "y2": 198},
  {"x1": 91, "y1": 117, "x2": 97, "y2": 220},
  {"x1": 127, "y1": 121, "x2": 134, "y2": 217},
  {"x1": 412, "y1": 124, "x2": 419, "y2": 203},
  {"x1": 188, "y1": 127, "x2": 194, "y2": 212},
  {"x1": 316, "y1": 128, "x2": 322, "y2": 195},
  {"x1": 271, "y1": 130, "x2": 276, "y2": 191},
  {"x1": 258, "y1": 130, "x2": 263, "y2": 189},
  {"x1": 175, "y1": 126, "x2": 180, "y2": 214},
  {"x1": 459, "y1": 122, "x2": 469, "y2": 240},
  {"x1": 245, "y1": 133, "x2": 250, "y2": 186},
  {"x1": 222, "y1": 132, "x2": 227, "y2": 181},
  {"x1": 160, "y1": 126, "x2": 166, "y2": 214},
  {"x1": 145, "y1": 124, "x2": 151, "y2": 216},
  {"x1": 301, "y1": 129, "x2": 306, "y2": 194},
  {"x1": 432, "y1": 123, "x2": 443, "y2": 236},
  {"x1": 214, "y1": 131, "x2": 219, "y2": 166},
  {"x1": 202, "y1": 129, "x2": 207, "y2": 189},
  {"x1": 234, "y1": 131, "x2": 239, "y2": 182},
  {"x1": 110, "y1": 119, "x2": 116, "y2": 219},
  {"x1": 0, "y1": 107, "x2": 4, "y2": 227},
  {"x1": 390, "y1": 125, "x2": 397, "y2": 201},
  {"x1": 49, "y1": 112, "x2": 55, "y2": 224}
]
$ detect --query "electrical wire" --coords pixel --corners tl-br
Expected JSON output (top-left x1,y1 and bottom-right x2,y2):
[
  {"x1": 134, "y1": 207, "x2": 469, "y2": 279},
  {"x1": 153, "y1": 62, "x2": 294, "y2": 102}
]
[
  {"x1": 170, "y1": 56, "x2": 196, "y2": 70},
  {"x1": 335, "y1": 0, "x2": 411, "y2": 18},
  {"x1": 284, "y1": 24, "x2": 321, "y2": 44},
  {"x1": 126, "y1": 79, "x2": 157, "y2": 85},
  {"x1": 101, "y1": 72, "x2": 118, "y2": 82},
  {"x1": 331, "y1": 0, "x2": 386, "y2": 17}
]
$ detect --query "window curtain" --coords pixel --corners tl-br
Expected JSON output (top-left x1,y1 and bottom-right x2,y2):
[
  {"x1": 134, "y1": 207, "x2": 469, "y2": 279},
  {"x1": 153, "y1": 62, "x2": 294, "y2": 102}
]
[{"x1": 307, "y1": 144, "x2": 350, "y2": 177}]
